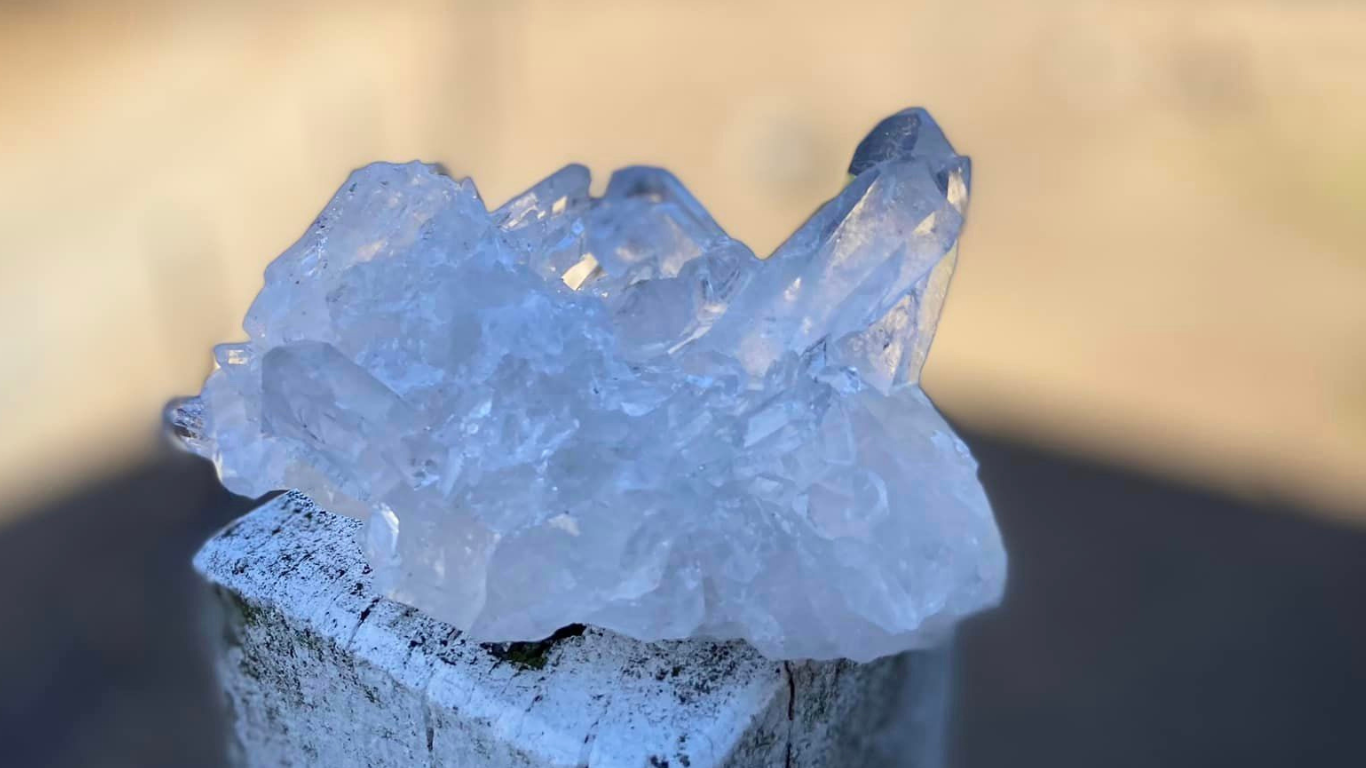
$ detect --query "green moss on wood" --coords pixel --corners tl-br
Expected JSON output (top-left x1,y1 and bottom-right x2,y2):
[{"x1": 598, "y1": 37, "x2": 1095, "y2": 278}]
[{"x1": 482, "y1": 624, "x2": 586, "y2": 671}]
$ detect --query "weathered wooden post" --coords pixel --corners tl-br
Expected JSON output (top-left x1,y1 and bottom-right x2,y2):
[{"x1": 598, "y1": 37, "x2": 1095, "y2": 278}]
[{"x1": 196, "y1": 493, "x2": 951, "y2": 767}]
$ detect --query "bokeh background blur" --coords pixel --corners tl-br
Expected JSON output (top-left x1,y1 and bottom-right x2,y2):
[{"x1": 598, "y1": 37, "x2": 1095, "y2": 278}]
[
  {"x1": 5, "y1": 0, "x2": 1366, "y2": 523},
  {"x1": 2, "y1": 1, "x2": 1365, "y2": 767}
]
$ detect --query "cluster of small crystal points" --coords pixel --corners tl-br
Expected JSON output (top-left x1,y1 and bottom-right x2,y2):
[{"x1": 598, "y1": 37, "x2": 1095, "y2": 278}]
[{"x1": 174, "y1": 108, "x2": 1005, "y2": 662}]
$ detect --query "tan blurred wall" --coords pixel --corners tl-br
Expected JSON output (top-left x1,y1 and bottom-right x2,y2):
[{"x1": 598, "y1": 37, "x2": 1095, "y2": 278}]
[{"x1": 2, "y1": 0, "x2": 1364, "y2": 520}]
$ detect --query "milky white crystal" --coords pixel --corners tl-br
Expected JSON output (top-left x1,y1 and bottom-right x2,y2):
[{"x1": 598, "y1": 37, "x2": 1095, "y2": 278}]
[{"x1": 173, "y1": 108, "x2": 1005, "y2": 662}]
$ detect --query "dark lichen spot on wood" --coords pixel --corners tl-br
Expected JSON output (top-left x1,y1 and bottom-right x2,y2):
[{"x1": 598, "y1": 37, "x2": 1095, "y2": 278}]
[
  {"x1": 237, "y1": 656, "x2": 263, "y2": 681},
  {"x1": 225, "y1": 589, "x2": 265, "y2": 628},
  {"x1": 747, "y1": 728, "x2": 779, "y2": 753},
  {"x1": 299, "y1": 630, "x2": 327, "y2": 659},
  {"x1": 673, "y1": 642, "x2": 745, "y2": 705},
  {"x1": 649, "y1": 756, "x2": 670, "y2": 767},
  {"x1": 358, "y1": 597, "x2": 382, "y2": 625},
  {"x1": 482, "y1": 623, "x2": 586, "y2": 671}
]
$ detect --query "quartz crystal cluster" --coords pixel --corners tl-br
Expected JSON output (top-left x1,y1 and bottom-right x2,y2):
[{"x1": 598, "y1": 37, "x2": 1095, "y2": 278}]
[{"x1": 172, "y1": 108, "x2": 1006, "y2": 662}]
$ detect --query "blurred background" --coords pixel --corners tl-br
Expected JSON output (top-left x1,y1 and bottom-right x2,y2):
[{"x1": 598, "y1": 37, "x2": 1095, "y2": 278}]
[{"x1": 1, "y1": 1, "x2": 1364, "y2": 766}]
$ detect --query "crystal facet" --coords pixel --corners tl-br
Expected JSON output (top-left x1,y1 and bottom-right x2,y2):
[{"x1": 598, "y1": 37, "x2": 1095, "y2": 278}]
[{"x1": 173, "y1": 108, "x2": 1005, "y2": 662}]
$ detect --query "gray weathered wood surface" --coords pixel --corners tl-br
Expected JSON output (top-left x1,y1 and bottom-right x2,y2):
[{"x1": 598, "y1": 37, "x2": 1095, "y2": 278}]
[{"x1": 194, "y1": 492, "x2": 947, "y2": 767}]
